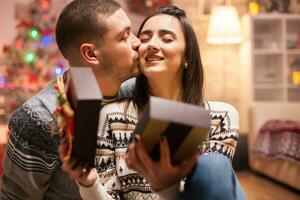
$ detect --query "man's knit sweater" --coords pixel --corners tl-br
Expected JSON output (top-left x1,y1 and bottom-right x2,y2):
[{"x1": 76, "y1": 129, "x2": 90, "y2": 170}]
[
  {"x1": 78, "y1": 100, "x2": 239, "y2": 200},
  {"x1": 0, "y1": 78, "x2": 135, "y2": 200}
]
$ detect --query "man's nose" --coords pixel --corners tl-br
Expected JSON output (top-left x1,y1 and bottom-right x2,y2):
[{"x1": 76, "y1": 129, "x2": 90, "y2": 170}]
[{"x1": 131, "y1": 33, "x2": 141, "y2": 50}]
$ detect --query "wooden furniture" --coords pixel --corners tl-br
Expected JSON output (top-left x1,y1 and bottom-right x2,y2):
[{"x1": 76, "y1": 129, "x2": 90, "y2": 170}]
[{"x1": 250, "y1": 14, "x2": 300, "y2": 102}]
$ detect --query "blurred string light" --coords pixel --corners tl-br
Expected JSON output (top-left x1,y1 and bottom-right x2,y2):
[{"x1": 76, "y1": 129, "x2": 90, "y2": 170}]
[
  {"x1": 28, "y1": 28, "x2": 40, "y2": 40},
  {"x1": 292, "y1": 71, "x2": 300, "y2": 85},
  {"x1": 24, "y1": 53, "x2": 36, "y2": 63},
  {"x1": 55, "y1": 67, "x2": 63, "y2": 75},
  {"x1": 41, "y1": 0, "x2": 50, "y2": 9},
  {"x1": 145, "y1": 0, "x2": 153, "y2": 7},
  {"x1": 41, "y1": 35, "x2": 53, "y2": 46},
  {"x1": 7, "y1": 83, "x2": 15, "y2": 90},
  {"x1": 0, "y1": 76, "x2": 5, "y2": 89}
]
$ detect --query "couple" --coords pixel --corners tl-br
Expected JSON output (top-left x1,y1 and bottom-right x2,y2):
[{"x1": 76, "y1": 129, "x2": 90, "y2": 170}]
[{"x1": 0, "y1": 0, "x2": 246, "y2": 200}]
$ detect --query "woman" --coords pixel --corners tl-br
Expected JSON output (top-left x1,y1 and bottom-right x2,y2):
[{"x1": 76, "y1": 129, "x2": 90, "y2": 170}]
[{"x1": 61, "y1": 6, "x2": 246, "y2": 200}]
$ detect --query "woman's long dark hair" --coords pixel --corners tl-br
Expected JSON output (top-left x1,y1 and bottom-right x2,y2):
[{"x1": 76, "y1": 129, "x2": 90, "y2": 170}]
[{"x1": 132, "y1": 6, "x2": 205, "y2": 113}]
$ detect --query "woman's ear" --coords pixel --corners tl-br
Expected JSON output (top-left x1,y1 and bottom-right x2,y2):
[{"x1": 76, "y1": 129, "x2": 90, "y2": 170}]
[{"x1": 79, "y1": 43, "x2": 100, "y2": 66}]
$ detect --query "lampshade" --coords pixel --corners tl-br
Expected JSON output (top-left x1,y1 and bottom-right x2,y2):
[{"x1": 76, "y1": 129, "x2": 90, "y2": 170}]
[{"x1": 207, "y1": 5, "x2": 242, "y2": 44}]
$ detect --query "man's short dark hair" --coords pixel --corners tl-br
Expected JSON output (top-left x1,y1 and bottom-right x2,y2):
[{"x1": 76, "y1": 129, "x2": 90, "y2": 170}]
[{"x1": 55, "y1": 0, "x2": 121, "y2": 59}]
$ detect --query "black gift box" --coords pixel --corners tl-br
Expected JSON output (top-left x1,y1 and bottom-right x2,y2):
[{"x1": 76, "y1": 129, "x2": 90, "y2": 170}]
[
  {"x1": 68, "y1": 67, "x2": 102, "y2": 168},
  {"x1": 133, "y1": 97, "x2": 210, "y2": 165}
]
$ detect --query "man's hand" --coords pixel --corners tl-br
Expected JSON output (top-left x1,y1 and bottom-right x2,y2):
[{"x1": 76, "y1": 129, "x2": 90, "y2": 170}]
[
  {"x1": 125, "y1": 135, "x2": 198, "y2": 192},
  {"x1": 58, "y1": 141, "x2": 98, "y2": 187}
]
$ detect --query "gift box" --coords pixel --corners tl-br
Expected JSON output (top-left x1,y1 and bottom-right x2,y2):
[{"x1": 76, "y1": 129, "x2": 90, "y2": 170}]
[
  {"x1": 68, "y1": 67, "x2": 102, "y2": 168},
  {"x1": 133, "y1": 96, "x2": 210, "y2": 165}
]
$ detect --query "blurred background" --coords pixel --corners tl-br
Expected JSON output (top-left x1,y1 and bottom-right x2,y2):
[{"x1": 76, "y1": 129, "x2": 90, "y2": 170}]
[{"x1": 0, "y1": 0, "x2": 299, "y2": 199}]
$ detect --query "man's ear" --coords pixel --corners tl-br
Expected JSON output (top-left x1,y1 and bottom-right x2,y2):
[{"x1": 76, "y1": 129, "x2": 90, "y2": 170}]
[{"x1": 79, "y1": 43, "x2": 100, "y2": 66}]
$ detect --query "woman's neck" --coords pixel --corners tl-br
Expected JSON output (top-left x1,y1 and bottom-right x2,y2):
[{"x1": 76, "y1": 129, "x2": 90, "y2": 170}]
[{"x1": 148, "y1": 75, "x2": 182, "y2": 101}]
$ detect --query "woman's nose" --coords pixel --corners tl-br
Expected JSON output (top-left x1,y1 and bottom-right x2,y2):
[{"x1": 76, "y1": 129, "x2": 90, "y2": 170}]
[{"x1": 147, "y1": 39, "x2": 159, "y2": 51}]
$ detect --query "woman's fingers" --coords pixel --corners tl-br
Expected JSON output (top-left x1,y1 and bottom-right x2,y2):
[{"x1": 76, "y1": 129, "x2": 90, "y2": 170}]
[
  {"x1": 125, "y1": 142, "x2": 137, "y2": 169},
  {"x1": 58, "y1": 141, "x2": 68, "y2": 160},
  {"x1": 61, "y1": 160, "x2": 85, "y2": 180},
  {"x1": 69, "y1": 167, "x2": 86, "y2": 180},
  {"x1": 126, "y1": 135, "x2": 155, "y2": 177},
  {"x1": 60, "y1": 143, "x2": 86, "y2": 180},
  {"x1": 177, "y1": 151, "x2": 198, "y2": 178},
  {"x1": 73, "y1": 168, "x2": 99, "y2": 187},
  {"x1": 159, "y1": 137, "x2": 171, "y2": 167},
  {"x1": 126, "y1": 136, "x2": 149, "y2": 175}
]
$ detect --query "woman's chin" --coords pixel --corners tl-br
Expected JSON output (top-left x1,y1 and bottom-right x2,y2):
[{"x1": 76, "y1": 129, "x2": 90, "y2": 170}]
[
  {"x1": 141, "y1": 64, "x2": 165, "y2": 71},
  {"x1": 142, "y1": 67, "x2": 167, "y2": 78},
  {"x1": 142, "y1": 69, "x2": 167, "y2": 79}
]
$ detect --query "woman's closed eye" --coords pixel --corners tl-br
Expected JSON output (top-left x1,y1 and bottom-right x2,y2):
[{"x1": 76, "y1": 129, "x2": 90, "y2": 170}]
[
  {"x1": 140, "y1": 36, "x2": 173, "y2": 43},
  {"x1": 162, "y1": 36, "x2": 173, "y2": 43},
  {"x1": 140, "y1": 35, "x2": 150, "y2": 43}
]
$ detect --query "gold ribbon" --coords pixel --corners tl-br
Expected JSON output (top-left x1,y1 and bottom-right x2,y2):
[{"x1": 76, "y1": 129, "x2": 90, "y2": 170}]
[{"x1": 54, "y1": 75, "x2": 75, "y2": 161}]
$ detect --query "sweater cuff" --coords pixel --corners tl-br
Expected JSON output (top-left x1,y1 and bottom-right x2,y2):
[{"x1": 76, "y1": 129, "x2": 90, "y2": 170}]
[
  {"x1": 155, "y1": 182, "x2": 181, "y2": 200},
  {"x1": 76, "y1": 176, "x2": 108, "y2": 200}
]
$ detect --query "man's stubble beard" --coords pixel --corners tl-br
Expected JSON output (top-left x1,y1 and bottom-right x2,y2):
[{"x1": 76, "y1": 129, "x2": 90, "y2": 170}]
[{"x1": 101, "y1": 56, "x2": 140, "y2": 83}]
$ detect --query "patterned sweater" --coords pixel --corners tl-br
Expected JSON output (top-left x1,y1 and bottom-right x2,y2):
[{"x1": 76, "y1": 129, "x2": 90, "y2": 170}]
[
  {"x1": 79, "y1": 100, "x2": 239, "y2": 200},
  {"x1": 0, "y1": 78, "x2": 135, "y2": 200}
]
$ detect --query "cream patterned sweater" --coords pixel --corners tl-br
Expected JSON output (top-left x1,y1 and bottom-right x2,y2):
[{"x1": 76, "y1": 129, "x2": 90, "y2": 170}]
[{"x1": 79, "y1": 100, "x2": 239, "y2": 200}]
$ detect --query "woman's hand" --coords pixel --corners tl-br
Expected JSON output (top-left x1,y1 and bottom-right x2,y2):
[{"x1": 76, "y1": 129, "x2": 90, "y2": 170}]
[
  {"x1": 58, "y1": 141, "x2": 98, "y2": 187},
  {"x1": 125, "y1": 135, "x2": 198, "y2": 192}
]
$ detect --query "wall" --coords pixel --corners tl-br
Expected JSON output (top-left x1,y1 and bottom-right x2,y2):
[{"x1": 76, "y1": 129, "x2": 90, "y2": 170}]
[{"x1": 0, "y1": 0, "x2": 15, "y2": 56}]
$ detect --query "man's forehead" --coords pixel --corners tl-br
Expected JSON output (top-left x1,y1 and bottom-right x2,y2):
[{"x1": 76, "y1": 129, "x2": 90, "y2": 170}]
[{"x1": 105, "y1": 9, "x2": 131, "y2": 33}]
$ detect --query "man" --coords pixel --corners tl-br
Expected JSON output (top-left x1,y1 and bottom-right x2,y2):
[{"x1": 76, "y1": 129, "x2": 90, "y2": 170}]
[{"x1": 0, "y1": 0, "x2": 140, "y2": 199}]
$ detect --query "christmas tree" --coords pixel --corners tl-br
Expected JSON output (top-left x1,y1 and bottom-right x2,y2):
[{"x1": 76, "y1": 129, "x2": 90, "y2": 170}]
[{"x1": 0, "y1": 0, "x2": 66, "y2": 124}]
